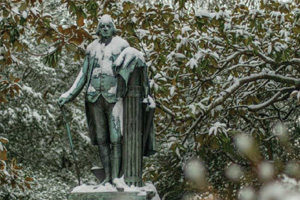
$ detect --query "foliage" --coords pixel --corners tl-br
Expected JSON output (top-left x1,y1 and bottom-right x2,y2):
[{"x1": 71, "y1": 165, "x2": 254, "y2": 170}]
[
  {"x1": 2, "y1": 0, "x2": 300, "y2": 199},
  {"x1": 0, "y1": 137, "x2": 34, "y2": 199}
]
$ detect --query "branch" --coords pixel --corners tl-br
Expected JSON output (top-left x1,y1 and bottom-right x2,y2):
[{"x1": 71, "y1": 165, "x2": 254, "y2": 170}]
[
  {"x1": 280, "y1": 58, "x2": 300, "y2": 66},
  {"x1": 219, "y1": 50, "x2": 251, "y2": 63},
  {"x1": 183, "y1": 73, "x2": 300, "y2": 139},
  {"x1": 156, "y1": 101, "x2": 176, "y2": 118},
  {"x1": 158, "y1": 118, "x2": 174, "y2": 135},
  {"x1": 282, "y1": 105, "x2": 300, "y2": 120},
  {"x1": 247, "y1": 91, "x2": 282, "y2": 111},
  {"x1": 257, "y1": 52, "x2": 276, "y2": 65}
]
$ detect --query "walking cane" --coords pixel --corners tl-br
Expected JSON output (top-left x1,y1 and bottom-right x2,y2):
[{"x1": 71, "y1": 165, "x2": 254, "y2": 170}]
[{"x1": 61, "y1": 106, "x2": 81, "y2": 186}]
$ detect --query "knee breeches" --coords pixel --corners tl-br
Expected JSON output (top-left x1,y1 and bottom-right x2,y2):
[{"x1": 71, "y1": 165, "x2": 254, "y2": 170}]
[{"x1": 87, "y1": 96, "x2": 122, "y2": 145}]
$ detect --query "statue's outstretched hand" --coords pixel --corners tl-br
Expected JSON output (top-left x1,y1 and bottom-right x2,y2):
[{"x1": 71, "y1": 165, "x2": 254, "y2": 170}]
[{"x1": 57, "y1": 97, "x2": 68, "y2": 108}]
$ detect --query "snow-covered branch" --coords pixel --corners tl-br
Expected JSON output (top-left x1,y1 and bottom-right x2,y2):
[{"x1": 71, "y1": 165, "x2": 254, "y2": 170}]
[
  {"x1": 183, "y1": 73, "x2": 300, "y2": 136},
  {"x1": 247, "y1": 91, "x2": 281, "y2": 111}
]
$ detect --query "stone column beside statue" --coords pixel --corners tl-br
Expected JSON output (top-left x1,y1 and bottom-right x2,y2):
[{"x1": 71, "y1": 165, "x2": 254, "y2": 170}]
[
  {"x1": 58, "y1": 14, "x2": 158, "y2": 200},
  {"x1": 114, "y1": 46, "x2": 156, "y2": 187}
]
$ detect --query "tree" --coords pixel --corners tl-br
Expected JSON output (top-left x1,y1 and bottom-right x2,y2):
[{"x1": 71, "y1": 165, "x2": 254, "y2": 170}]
[{"x1": 2, "y1": 0, "x2": 300, "y2": 199}]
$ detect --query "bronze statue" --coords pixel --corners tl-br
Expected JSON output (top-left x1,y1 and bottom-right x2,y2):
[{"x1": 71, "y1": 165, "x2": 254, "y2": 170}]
[{"x1": 58, "y1": 15, "x2": 155, "y2": 187}]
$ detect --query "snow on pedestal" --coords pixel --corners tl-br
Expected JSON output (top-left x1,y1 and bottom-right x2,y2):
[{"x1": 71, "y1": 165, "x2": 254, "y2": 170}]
[{"x1": 68, "y1": 177, "x2": 160, "y2": 200}]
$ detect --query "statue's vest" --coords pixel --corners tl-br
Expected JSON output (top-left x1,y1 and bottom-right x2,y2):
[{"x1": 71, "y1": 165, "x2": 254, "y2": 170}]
[{"x1": 85, "y1": 37, "x2": 129, "y2": 103}]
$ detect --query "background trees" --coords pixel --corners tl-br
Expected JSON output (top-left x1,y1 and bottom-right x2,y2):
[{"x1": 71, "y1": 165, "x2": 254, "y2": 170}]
[{"x1": 1, "y1": 0, "x2": 300, "y2": 199}]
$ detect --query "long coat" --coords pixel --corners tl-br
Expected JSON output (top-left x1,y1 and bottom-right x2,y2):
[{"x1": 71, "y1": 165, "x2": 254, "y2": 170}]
[{"x1": 114, "y1": 47, "x2": 156, "y2": 156}]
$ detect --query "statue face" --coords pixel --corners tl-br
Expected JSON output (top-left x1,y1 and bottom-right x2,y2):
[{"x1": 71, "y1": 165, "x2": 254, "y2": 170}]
[{"x1": 98, "y1": 22, "x2": 114, "y2": 38}]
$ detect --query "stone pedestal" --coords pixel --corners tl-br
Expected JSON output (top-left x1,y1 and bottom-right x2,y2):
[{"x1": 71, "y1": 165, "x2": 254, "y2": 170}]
[
  {"x1": 67, "y1": 182, "x2": 157, "y2": 200},
  {"x1": 68, "y1": 191, "x2": 147, "y2": 200}
]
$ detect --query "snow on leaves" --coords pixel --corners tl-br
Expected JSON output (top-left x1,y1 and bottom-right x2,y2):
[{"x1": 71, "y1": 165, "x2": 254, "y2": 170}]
[{"x1": 208, "y1": 122, "x2": 227, "y2": 136}]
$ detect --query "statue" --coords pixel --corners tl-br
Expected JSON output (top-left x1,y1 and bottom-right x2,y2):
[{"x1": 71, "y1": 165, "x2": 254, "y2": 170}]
[{"x1": 58, "y1": 15, "x2": 155, "y2": 187}]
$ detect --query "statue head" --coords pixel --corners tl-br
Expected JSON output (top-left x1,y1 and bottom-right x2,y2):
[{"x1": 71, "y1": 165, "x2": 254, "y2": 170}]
[{"x1": 96, "y1": 14, "x2": 116, "y2": 38}]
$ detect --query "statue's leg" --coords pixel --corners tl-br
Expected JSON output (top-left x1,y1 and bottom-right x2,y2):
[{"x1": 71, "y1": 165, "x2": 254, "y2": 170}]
[
  {"x1": 107, "y1": 103, "x2": 122, "y2": 181},
  {"x1": 88, "y1": 97, "x2": 112, "y2": 184}
]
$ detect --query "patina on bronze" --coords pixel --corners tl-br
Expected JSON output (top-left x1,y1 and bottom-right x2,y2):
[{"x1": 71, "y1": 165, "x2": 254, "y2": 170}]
[{"x1": 58, "y1": 14, "x2": 155, "y2": 187}]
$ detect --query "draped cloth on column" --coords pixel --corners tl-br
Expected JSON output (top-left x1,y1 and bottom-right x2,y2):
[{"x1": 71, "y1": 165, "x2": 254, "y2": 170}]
[{"x1": 114, "y1": 47, "x2": 156, "y2": 187}]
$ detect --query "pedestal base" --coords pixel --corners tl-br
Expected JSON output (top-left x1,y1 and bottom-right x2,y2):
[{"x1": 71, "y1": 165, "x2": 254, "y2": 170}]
[
  {"x1": 68, "y1": 177, "x2": 160, "y2": 200},
  {"x1": 68, "y1": 191, "x2": 147, "y2": 200},
  {"x1": 67, "y1": 181, "x2": 158, "y2": 200}
]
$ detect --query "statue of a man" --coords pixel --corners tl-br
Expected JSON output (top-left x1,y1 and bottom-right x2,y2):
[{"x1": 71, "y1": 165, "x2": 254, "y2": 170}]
[
  {"x1": 58, "y1": 15, "x2": 128, "y2": 184},
  {"x1": 58, "y1": 15, "x2": 155, "y2": 186}
]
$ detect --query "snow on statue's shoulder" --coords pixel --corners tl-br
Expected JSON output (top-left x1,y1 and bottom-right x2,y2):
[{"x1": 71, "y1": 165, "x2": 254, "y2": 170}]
[
  {"x1": 110, "y1": 36, "x2": 129, "y2": 54},
  {"x1": 114, "y1": 47, "x2": 145, "y2": 67},
  {"x1": 86, "y1": 39, "x2": 101, "y2": 54},
  {"x1": 86, "y1": 37, "x2": 129, "y2": 56}
]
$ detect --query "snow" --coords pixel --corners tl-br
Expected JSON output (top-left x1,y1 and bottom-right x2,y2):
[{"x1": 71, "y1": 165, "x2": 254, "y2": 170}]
[
  {"x1": 196, "y1": 9, "x2": 212, "y2": 18},
  {"x1": 272, "y1": 122, "x2": 288, "y2": 137},
  {"x1": 43, "y1": 13, "x2": 52, "y2": 18},
  {"x1": 153, "y1": 73, "x2": 167, "y2": 82},
  {"x1": 71, "y1": 177, "x2": 160, "y2": 199},
  {"x1": 22, "y1": 11, "x2": 28, "y2": 19},
  {"x1": 30, "y1": 7, "x2": 40, "y2": 16},
  {"x1": 208, "y1": 122, "x2": 227, "y2": 136},
  {"x1": 181, "y1": 26, "x2": 192, "y2": 33},
  {"x1": 112, "y1": 98, "x2": 123, "y2": 135},
  {"x1": 11, "y1": 54, "x2": 20, "y2": 63},
  {"x1": 32, "y1": 110, "x2": 42, "y2": 122},
  {"x1": 78, "y1": 132, "x2": 91, "y2": 144},
  {"x1": 0, "y1": 142, "x2": 4, "y2": 151},
  {"x1": 184, "y1": 158, "x2": 206, "y2": 182},
  {"x1": 91, "y1": 166, "x2": 101, "y2": 170},
  {"x1": 234, "y1": 134, "x2": 254, "y2": 153},
  {"x1": 187, "y1": 58, "x2": 197, "y2": 69},
  {"x1": 238, "y1": 187, "x2": 256, "y2": 200},
  {"x1": 267, "y1": 44, "x2": 272, "y2": 54},
  {"x1": 108, "y1": 85, "x2": 117, "y2": 94},
  {"x1": 86, "y1": 37, "x2": 129, "y2": 76},
  {"x1": 87, "y1": 85, "x2": 96, "y2": 93},
  {"x1": 131, "y1": 16, "x2": 137, "y2": 23},
  {"x1": 99, "y1": 14, "x2": 114, "y2": 24},
  {"x1": 72, "y1": 183, "x2": 117, "y2": 193},
  {"x1": 0, "y1": 137, "x2": 8, "y2": 143},
  {"x1": 225, "y1": 163, "x2": 243, "y2": 181},
  {"x1": 248, "y1": 91, "x2": 280, "y2": 111},
  {"x1": 170, "y1": 86, "x2": 175, "y2": 96},
  {"x1": 22, "y1": 85, "x2": 42, "y2": 99},
  {"x1": 136, "y1": 29, "x2": 150, "y2": 39},
  {"x1": 258, "y1": 161, "x2": 274, "y2": 181},
  {"x1": 259, "y1": 176, "x2": 300, "y2": 200},
  {"x1": 48, "y1": 47, "x2": 56, "y2": 54},
  {"x1": 12, "y1": 7, "x2": 20, "y2": 14},
  {"x1": 142, "y1": 95, "x2": 156, "y2": 109},
  {"x1": 114, "y1": 47, "x2": 145, "y2": 67},
  {"x1": 175, "y1": 147, "x2": 180, "y2": 158},
  {"x1": 174, "y1": 53, "x2": 185, "y2": 59},
  {"x1": 144, "y1": 182, "x2": 160, "y2": 200}
]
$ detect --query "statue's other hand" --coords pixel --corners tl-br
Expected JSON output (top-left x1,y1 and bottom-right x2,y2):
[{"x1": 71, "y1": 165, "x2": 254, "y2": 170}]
[{"x1": 57, "y1": 97, "x2": 68, "y2": 108}]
